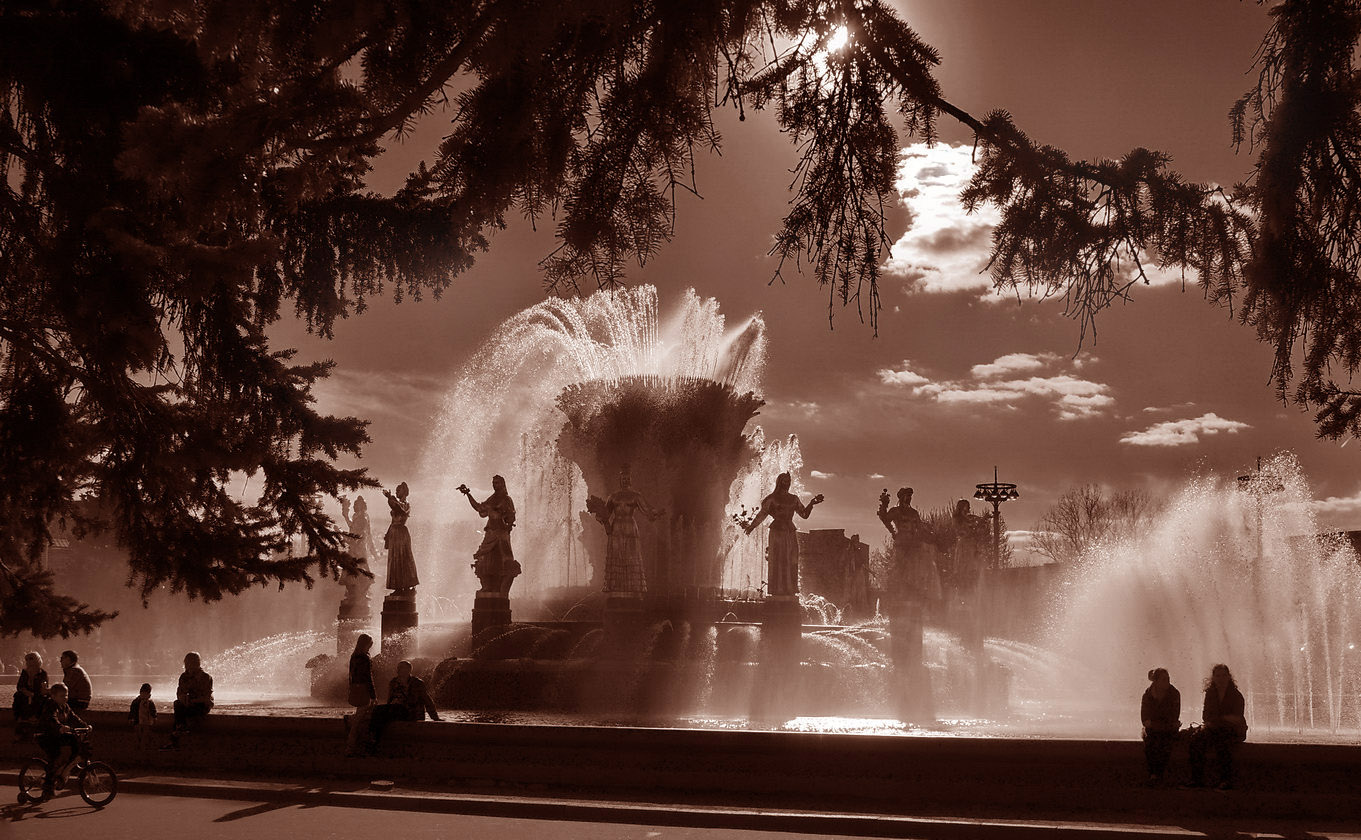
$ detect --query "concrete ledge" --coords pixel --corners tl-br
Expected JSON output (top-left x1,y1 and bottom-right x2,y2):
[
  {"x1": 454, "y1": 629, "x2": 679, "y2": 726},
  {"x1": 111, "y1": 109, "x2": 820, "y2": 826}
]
[{"x1": 3, "y1": 710, "x2": 1359, "y2": 826}]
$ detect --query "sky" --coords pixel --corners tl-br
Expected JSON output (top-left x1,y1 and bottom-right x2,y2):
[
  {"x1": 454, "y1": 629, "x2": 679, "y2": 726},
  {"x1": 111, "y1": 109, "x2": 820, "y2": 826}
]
[{"x1": 273, "y1": 0, "x2": 1361, "y2": 559}]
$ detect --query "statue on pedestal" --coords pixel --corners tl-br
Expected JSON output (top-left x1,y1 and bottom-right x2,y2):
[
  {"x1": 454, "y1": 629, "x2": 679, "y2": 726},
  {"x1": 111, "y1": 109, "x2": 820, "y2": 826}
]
[
  {"x1": 338, "y1": 495, "x2": 376, "y2": 607},
  {"x1": 948, "y1": 499, "x2": 988, "y2": 596},
  {"x1": 587, "y1": 466, "x2": 663, "y2": 594},
  {"x1": 461, "y1": 475, "x2": 520, "y2": 595},
  {"x1": 742, "y1": 472, "x2": 823, "y2": 597},
  {"x1": 878, "y1": 487, "x2": 942, "y2": 604},
  {"x1": 382, "y1": 482, "x2": 419, "y2": 593}
]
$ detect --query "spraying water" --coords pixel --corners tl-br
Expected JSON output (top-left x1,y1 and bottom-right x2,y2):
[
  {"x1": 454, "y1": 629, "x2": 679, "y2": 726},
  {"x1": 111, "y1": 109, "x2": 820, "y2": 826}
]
[
  {"x1": 1050, "y1": 452, "x2": 1361, "y2": 736},
  {"x1": 416, "y1": 286, "x2": 800, "y2": 612}
]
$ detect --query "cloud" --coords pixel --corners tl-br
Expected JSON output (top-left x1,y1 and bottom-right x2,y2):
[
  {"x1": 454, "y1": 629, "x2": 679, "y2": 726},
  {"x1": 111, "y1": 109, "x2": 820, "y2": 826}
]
[
  {"x1": 311, "y1": 368, "x2": 447, "y2": 422},
  {"x1": 883, "y1": 143, "x2": 999, "y2": 296},
  {"x1": 1141, "y1": 401, "x2": 1197, "y2": 414},
  {"x1": 809, "y1": 470, "x2": 835, "y2": 480},
  {"x1": 881, "y1": 352, "x2": 1113, "y2": 421},
  {"x1": 867, "y1": 473, "x2": 886, "y2": 480},
  {"x1": 971, "y1": 352, "x2": 1061, "y2": 379},
  {"x1": 877, "y1": 362, "x2": 930, "y2": 386},
  {"x1": 1119, "y1": 412, "x2": 1249, "y2": 447},
  {"x1": 884, "y1": 142, "x2": 1190, "y2": 299},
  {"x1": 1309, "y1": 491, "x2": 1361, "y2": 519}
]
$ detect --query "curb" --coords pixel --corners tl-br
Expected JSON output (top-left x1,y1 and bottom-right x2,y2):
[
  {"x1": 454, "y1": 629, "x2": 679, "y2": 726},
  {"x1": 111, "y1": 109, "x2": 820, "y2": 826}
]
[{"x1": 4, "y1": 770, "x2": 1353, "y2": 840}]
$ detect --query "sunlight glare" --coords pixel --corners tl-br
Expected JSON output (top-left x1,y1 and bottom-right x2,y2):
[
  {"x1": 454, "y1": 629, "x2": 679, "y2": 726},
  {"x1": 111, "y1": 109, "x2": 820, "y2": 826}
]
[{"x1": 827, "y1": 25, "x2": 850, "y2": 52}]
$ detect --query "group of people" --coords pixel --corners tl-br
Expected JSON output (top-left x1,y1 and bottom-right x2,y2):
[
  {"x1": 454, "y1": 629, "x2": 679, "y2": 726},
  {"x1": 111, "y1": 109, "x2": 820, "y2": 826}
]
[
  {"x1": 344, "y1": 633, "x2": 442, "y2": 757},
  {"x1": 11, "y1": 648, "x2": 215, "y2": 761},
  {"x1": 1141, "y1": 663, "x2": 1248, "y2": 789}
]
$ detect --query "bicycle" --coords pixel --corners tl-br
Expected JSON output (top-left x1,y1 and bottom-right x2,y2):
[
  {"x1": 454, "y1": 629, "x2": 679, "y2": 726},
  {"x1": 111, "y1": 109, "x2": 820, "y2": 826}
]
[{"x1": 16, "y1": 726, "x2": 118, "y2": 807}]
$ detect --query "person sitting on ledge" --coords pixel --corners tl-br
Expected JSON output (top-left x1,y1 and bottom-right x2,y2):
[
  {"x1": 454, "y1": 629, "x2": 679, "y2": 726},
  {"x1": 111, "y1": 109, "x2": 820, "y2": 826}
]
[
  {"x1": 11, "y1": 651, "x2": 48, "y2": 739},
  {"x1": 1186, "y1": 663, "x2": 1247, "y2": 790},
  {"x1": 162, "y1": 651, "x2": 213, "y2": 750},
  {"x1": 59, "y1": 650, "x2": 92, "y2": 712},
  {"x1": 368, "y1": 660, "x2": 442, "y2": 750},
  {"x1": 1140, "y1": 667, "x2": 1181, "y2": 786}
]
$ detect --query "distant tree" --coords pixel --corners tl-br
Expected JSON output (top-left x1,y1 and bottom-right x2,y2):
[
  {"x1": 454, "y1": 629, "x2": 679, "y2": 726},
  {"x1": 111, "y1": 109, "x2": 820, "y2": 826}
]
[
  {"x1": 1031, "y1": 486, "x2": 1159, "y2": 567},
  {"x1": 6, "y1": 0, "x2": 1361, "y2": 634}
]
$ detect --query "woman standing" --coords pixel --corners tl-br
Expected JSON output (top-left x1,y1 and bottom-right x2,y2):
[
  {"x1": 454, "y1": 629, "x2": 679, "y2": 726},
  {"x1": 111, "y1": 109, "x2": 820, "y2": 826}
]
[
  {"x1": 345, "y1": 634, "x2": 376, "y2": 757},
  {"x1": 383, "y1": 483, "x2": 419, "y2": 593},
  {"x1": 1140, "y1": 667, "x2": 1181, "y2": 785}
]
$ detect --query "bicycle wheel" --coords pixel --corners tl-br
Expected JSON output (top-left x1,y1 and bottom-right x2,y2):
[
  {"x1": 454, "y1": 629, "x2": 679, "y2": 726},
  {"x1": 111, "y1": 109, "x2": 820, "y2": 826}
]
[
  {"x1": 17, "y1": 758, "x2": 48, "y2": 803},
  {"x1": 77, "y1": 762, "x2": 117, "y2": 807}
]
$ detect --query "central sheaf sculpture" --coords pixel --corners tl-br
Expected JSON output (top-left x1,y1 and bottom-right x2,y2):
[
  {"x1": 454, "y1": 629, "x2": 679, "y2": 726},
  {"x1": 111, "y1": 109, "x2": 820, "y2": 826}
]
[{"x1": 556, "y1": 375, "x2": 764, "y2": 596}]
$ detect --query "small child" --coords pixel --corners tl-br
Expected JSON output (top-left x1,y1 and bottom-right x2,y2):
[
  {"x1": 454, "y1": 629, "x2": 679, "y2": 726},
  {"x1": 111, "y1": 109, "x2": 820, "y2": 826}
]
[{"x1": 128, "y1": 683, "x2": 156, "y2": 749}]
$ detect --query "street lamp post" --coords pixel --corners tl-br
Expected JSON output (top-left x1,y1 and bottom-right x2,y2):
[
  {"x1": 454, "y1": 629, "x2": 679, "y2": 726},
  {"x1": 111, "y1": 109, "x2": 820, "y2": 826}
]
[
  {"x1": 975, "y1": 466, "x2": 1020, "y2": 569},
  {"x1": 1237, "y1": 456, "x2": 1284, "y2": 575}
]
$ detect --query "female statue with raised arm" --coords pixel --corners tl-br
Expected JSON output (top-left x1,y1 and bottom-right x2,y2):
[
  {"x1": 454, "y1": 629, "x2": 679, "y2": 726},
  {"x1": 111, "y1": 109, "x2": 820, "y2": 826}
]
[
  {"x1": 461, "y1": 475, "x2": 521, "y2": 595},
  {"x1": 877, "y1": 486, "x2": 941, "y2": 603},
  {"x1": 742, "y1": 472, "x2": 823, "y2": 597},
  {"x1": 382, "y1": 483, "x2": 418, "y2": 593}
]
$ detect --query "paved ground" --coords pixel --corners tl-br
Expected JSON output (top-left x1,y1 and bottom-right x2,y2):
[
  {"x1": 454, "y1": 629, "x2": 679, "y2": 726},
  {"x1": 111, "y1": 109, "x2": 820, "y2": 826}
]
[
  {"x1": 0, "y1": 791, "x2": 888, "y2": 840},
  {"x1": 2, "y1": 770, "x2": 1360, "y2": 840}
]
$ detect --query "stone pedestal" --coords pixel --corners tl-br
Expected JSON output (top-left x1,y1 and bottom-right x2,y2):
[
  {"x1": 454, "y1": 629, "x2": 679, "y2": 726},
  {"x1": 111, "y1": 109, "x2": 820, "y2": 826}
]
[
  {"x1": 887, "y1": 599, "x2": 934, "y2": 722},
  {"x1": 602, "y1": 593, "x2": 646, "y2": 657},
  {"x1": 470, "y1": 591, "x2": 512, "y2": 651},
  {"x1": 336, "y1": 598, "x2": 372, "y2": 657},
  {"x1": 380, "y1": 590, "x2": 418, "y2": 657},
  {"x1": 750, "y1": 595, "x2": 804, "y2": 720},
  {"x1": 760, "y1": 595, "x2": 803, "y2": 658}
]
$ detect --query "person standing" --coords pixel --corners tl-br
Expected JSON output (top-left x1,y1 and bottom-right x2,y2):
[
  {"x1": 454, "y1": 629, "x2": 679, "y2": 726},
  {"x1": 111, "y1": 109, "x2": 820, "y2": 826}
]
[
  {"x1": 345, "y1": 634, "x2": 376, "y2": 757},
  {"x1": 1187, "y1": 663, "x2": 1248, "y2": 789},
  {"x1": 59, "y1": 650, "x2": 92, "y2": 712},
  {"x1": 1140, "y1": 667, "x2": 1181, "y2": 785},
  {"x1": 128, "y1": 682, "x2": 157, "y2": 750}
]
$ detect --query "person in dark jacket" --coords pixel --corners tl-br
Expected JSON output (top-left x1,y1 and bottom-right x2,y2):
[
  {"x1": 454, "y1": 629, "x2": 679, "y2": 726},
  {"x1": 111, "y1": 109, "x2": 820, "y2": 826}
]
[
  {"x1": 162, "y1": 652, "x2": 213, "y2": 750},
  {"x1": 345, "y1": 634, "x2": 376, "y2": 757},
  {"x1": 59, "y1": 650, "x2": 92, "y2": 712},
  {"x1": 12, "y1": 651, "x2": 49, "y2": 736},
  {"x1": 1187, "y1": 663, "x2": 1248, "y2": 789},
  {"x1": 1140, "y1": 667, "x2": 1181, "y2": 784},
  {"x1": 369, "y1": 660, "x2": 442, "y2": 748},
  {"x1": 128, "y1": 682, "x2": 157, "y2": 749}
]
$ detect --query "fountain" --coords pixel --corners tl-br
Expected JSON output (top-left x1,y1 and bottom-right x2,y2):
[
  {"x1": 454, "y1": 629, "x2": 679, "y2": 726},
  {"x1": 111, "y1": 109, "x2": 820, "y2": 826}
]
[
  {"x1": 415, "y1": 286, "x2": 775, "y2": 609},
  {"x1": 1049, "y1": 452, "x2": 1361, "y2": 738},
  {"x1": 291, "y1": 284, "x2": 1361, "y2": 742}
]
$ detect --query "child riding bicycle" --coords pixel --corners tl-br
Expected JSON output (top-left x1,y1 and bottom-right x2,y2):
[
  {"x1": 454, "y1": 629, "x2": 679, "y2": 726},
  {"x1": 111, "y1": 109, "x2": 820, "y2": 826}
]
[{"x1": 37, "y1": 682, "x2": 88, "y2": 798}]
